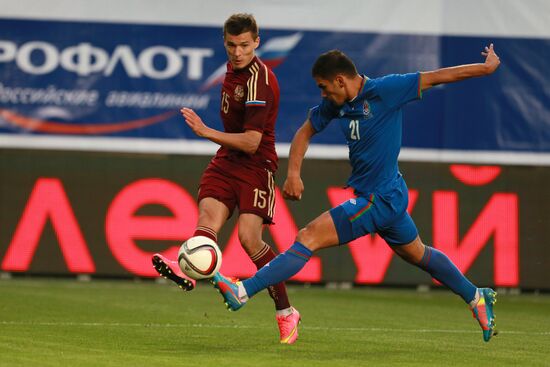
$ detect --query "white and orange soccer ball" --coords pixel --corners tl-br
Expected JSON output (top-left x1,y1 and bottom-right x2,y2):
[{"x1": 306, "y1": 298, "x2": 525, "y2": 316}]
[{"x1": 177, "y1": 236, "x2": 222, "y2": 280}]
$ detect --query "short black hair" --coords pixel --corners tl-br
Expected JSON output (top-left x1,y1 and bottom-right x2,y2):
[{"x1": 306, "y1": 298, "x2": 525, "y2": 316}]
[
  {"x1": 312, "y1": 50, "x2": 358, "y2": 79},
  {"x1": 223, "y1": 13, "x2": 259, "y2": 40}
]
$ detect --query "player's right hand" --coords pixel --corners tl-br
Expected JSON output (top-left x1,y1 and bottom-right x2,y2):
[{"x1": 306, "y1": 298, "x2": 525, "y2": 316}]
[
  {"x1": 282, "y1": 176, "x2": 304, "y2": 201},
  {"x1": 181, "y1": 107, "x2": 209, "y2": 138}
]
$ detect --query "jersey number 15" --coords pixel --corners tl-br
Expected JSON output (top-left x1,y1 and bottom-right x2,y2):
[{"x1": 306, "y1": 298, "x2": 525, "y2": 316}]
[{"x1": 221, "y1": 91, "x2": 230, "y2": 114}]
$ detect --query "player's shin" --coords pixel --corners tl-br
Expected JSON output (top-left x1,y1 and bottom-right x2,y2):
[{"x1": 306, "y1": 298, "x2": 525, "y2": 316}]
[
  {"x1": 417, "y1": 245, "x2": 477, "y2": 303},
  {"x1": 250, "y1": 244, "x2": 291, "y2": 310},
  {"x1": 242, "y1": 241, "x2": 313, "y2": 298}
]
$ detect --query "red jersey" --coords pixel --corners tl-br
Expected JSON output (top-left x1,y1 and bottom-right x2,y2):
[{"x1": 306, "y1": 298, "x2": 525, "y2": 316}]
[{"x1": 214, "y1": 56, "x2": 279, "y2": 172}]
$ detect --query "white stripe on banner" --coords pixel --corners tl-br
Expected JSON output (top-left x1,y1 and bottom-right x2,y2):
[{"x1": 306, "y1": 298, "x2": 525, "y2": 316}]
[
  {"x1": 0, "y1": 0, "x2": 548, "y2": 39},
  {"x1": 2, "y1": 134, "x2": 550, "y2": 166}
]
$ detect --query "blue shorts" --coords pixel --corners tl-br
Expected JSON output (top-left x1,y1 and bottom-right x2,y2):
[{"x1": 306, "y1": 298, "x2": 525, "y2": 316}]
[{"x1": 329, "y1": 181, "x2": 418, "y2": 246}]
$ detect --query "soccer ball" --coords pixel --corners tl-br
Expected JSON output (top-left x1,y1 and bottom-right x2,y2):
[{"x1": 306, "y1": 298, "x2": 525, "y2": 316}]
[{"x1": 177, "y1": 236, "x2": 222, "y2": 280}]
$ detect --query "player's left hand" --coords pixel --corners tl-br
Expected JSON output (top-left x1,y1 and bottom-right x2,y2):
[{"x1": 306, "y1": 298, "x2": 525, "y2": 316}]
[
  {"x1": 481, "y1": 43, "x2": 500, "y2": 74},
  {"x1": 181, "y1": 107, "x2": 209, "y2": 137},
  {"x1": 282, "y1": 176, "x2": 304, "y2": 201}
]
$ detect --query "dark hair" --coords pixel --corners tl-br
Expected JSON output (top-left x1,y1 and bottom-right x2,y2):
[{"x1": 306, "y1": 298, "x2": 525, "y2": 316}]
[
  {"x1": 223, "y1": 13, "x2": 259, "y2": 40},
  {"x1": 312, "y1": 50, "x2": 358, "y2": 79}
]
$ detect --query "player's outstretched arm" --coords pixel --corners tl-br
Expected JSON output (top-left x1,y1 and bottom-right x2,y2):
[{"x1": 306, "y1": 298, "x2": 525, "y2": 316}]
[
  {"x1": 283, "y1": 119, "x2": 316, "y2": 201},
  {"x1": 420, "y1": 43, "x2": 500, "y2": 91},
  {"x1": 181, "y1": 107, "x2": 261, "y2": 154}
]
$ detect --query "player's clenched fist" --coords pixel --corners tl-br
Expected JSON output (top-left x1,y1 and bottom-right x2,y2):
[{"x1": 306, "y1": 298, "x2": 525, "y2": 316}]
[{"x1": 283, "y1": 176, "x2": 304, "y2": 201}]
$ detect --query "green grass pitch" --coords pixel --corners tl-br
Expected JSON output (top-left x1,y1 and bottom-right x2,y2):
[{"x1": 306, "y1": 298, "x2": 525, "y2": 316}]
[{"x1": 1, "y1": 278, "x2": 549, "y2": 366}]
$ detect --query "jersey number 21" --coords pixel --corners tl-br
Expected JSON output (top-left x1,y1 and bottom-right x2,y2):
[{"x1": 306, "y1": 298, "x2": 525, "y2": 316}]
[{"x1": 349, "y1": 119, "x2": 360, "y2": 140}]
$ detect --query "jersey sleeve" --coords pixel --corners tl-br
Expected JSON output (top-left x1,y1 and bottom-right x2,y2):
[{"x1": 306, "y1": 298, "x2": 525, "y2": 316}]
[
  {"x1": 307, "y1": 98, "x2": 339, "y2": 133},
  {"x1": 375, "y1": 72, "x2": 421, "y2": 109},
  {"x1": 243, "y1": 64, "x2": 273, "y2": 132}
]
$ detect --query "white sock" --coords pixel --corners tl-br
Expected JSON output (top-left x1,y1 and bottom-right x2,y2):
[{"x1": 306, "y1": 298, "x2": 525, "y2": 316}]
[
  {"x1": 236, "y1": 282, "x2": 249, "y2": 302},
  {"x1": 469, "y1": 289, "x2": 481, "y2": 308},
  {"x1": 275, "y1": 307, "x2": 294, "y2": 317}
]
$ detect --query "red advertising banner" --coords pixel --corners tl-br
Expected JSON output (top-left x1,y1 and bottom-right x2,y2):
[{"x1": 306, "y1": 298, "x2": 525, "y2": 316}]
[{"x1": 0, "y1": 150, "x2": 548, "y2": 289}]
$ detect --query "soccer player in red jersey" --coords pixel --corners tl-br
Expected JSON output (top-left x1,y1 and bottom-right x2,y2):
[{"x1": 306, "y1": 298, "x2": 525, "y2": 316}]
[{"x1": 152, "y1": 13, "x2": 300, "y2": 344}]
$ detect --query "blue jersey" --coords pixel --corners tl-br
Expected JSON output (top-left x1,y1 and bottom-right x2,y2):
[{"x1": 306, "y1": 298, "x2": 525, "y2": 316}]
[{"x1": 309, "y1": 72, "x2": 421, "y2": 196}]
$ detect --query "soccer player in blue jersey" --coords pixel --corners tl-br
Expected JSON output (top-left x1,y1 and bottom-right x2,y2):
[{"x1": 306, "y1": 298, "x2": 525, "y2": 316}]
[{"x1": 212, "y1": 44, "x2": 501, "y2": 342}]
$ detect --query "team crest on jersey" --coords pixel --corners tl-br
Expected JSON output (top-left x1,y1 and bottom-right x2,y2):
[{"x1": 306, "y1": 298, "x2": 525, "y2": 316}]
[
  {"x1": 234, "y1": 85, "x2": 245, "y2": 102},
  {"x1": 363, "y1": 101, "x2": 373, "y2": 118}
]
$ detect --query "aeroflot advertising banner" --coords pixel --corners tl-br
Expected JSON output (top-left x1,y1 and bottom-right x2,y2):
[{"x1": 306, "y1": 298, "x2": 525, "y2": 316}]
[{"x1": 0, "y1": 17, "x2": 549, "y2": 153}]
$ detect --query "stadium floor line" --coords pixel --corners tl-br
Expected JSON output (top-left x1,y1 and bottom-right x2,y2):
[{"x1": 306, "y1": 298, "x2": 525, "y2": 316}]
[{"x1": 1, "y1": 321, "x2": 549, "y2": 336}]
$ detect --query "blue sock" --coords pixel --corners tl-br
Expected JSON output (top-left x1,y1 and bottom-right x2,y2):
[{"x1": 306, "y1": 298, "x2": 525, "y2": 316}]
[
  {"x1": 417, "y1": 246, "x2": 477, "y2": 303},
  {"x1": 242, "y1": 242, "x2": 312, "y2": 298}
]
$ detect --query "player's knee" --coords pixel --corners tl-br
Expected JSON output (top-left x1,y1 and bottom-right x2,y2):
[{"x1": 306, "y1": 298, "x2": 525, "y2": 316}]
[
  {"x1": 295, "y1": 225, "x2": 319, "y2": 252},
  {"x1": 393, "y1": 237, "x2": 425, "y2": 264},
  {"x1": 398, "y1": 249, "x2": 420, "y2": 264},
  {"x1": 197, "y1": 211, "x2": 216, "y2": 226}
]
